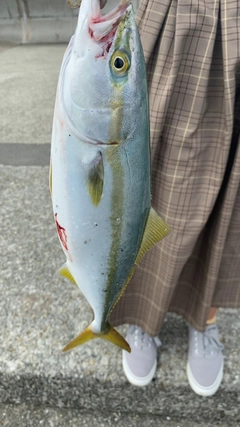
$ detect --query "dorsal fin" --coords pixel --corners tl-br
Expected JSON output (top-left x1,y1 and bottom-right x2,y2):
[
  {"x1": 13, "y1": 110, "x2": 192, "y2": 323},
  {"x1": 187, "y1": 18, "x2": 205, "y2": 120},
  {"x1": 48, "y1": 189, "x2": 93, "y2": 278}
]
[
  {"x1": 135, "y1": 207, "x2": 170, "y2": 266},
  {"x1": 109, "y1": 209, "x2": 170, "y2": 313}
]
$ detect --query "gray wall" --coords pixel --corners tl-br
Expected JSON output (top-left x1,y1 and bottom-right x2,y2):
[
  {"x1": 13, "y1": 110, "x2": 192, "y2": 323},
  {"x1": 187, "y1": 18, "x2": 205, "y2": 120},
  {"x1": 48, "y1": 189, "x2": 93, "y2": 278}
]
[{"x1": 0, "y1": 0, "x2": 139, "y2": 44}]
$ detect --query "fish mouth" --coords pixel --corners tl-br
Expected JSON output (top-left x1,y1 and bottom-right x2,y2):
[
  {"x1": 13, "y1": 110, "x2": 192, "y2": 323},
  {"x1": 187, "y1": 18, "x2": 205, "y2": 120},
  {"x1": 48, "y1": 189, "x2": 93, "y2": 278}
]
[
  {"x1": 89, "y1": 0, "x2": 132, "y2": 59},
  {"x1": 89, "y1": 0, "x2": 131, "y2": 41},
  {"x1": 68, "y1": 0, "x2": 131, "y2": 48}
]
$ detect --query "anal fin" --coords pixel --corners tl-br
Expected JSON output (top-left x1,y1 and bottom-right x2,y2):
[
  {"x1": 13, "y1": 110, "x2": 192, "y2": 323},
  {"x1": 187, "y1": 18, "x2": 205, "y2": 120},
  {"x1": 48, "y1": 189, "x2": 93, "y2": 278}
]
[{"x1": 56, "y1": 263, "x2": 78, "y2": 287}]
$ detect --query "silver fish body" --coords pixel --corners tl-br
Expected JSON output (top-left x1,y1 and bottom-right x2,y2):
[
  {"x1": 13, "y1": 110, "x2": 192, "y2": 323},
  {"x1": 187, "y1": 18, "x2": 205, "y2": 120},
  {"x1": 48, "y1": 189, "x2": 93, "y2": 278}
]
[{"x1": 50, "y1": 0, "x2": 170, "y2": 352}]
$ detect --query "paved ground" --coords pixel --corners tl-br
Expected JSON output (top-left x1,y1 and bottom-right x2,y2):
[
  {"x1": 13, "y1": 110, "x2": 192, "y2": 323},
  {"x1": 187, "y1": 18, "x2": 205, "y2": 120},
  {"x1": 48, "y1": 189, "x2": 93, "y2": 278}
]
[{"x1": 0, "y1": 43, "x2": 239, "y2": 426}]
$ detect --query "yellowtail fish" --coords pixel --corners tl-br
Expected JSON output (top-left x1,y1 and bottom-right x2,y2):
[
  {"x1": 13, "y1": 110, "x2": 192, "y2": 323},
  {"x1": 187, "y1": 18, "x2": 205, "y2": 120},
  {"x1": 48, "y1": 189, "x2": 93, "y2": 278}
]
[{"x1": 50, "y1": 0, "x2": 170, "y2": 353}]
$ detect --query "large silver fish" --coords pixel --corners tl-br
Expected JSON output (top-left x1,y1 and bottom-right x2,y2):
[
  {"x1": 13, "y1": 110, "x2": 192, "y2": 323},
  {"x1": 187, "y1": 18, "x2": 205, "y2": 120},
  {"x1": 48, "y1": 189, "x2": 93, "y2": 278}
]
[{"x1": 50, "y1": 0, "x2": 170, "y2": 353}]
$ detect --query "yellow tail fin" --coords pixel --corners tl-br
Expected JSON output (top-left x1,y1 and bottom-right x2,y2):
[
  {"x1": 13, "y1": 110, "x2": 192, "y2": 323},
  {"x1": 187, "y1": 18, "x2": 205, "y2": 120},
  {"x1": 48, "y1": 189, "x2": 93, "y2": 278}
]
[{"x1": 62, "y1": 322, "x2": 130, "y2": 353}]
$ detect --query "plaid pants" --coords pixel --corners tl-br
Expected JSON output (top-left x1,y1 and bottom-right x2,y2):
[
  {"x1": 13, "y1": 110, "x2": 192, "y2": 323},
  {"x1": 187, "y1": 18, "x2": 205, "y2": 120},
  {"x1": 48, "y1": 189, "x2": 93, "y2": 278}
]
[{"x1": 110, "y1": 0, "x2": 240, "y2": 334}]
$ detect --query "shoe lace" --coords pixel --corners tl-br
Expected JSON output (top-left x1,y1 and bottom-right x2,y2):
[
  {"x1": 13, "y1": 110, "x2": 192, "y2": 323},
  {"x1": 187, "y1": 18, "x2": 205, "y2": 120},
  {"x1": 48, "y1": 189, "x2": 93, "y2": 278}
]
[
  {"x1": 194, "y1": 325, "x2": 224, "y2": 356},
  {"x1": 130, "y1": 325, "x2": 161, "y2": 350}
]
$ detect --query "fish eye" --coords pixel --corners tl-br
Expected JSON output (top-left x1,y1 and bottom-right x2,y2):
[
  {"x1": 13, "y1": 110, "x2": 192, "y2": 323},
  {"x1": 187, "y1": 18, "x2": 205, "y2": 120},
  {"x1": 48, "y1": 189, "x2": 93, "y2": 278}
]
[
  {"x1": 111, "y1": 51, "x2": 130, "y2": 76},
  {"x1": 114, "y1": 57, "x2": 125, "y2": 69}
]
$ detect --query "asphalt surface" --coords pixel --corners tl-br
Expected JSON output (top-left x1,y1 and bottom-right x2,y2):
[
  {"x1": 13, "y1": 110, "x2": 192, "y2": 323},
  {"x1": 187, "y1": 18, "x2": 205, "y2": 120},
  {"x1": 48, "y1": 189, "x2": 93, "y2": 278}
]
[
  {"x1": 0, "y1": 143, "x2": 50, "y2": 166},
  {"x1": 0, "y1": 43, "x2": 239, "y2": 426}
]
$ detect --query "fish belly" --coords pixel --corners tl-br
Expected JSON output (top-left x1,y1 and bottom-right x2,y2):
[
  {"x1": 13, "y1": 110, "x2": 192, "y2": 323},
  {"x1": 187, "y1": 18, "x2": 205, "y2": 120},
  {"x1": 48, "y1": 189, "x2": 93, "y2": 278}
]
[{"x1": 51, "y1": 127, "x2": 114, "y2": 324}]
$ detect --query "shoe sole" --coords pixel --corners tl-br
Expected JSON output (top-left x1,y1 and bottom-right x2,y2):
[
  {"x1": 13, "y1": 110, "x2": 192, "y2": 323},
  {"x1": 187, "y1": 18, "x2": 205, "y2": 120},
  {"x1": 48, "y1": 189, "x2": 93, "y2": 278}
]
[
  {"x1": 187, "y1": 361, "x2": 223, "y2": 397},
  {"x1": 122, "y1": 351, "x2": 157, "y2": 387}
]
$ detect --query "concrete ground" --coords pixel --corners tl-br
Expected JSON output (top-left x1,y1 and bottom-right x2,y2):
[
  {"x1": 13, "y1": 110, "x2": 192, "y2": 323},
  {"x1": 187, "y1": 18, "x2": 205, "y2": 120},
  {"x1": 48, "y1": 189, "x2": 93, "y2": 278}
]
[{"x1": 0, "y1": 43, "x2": 239, "y2": 426}]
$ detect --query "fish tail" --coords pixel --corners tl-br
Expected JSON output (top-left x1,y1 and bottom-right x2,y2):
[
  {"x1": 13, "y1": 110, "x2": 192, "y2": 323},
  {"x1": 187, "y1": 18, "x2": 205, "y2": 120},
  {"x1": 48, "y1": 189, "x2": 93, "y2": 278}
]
[
  {"x1": 103, "y1": 325, "x2": 130, "y2": 352},
  {"x1": 62, "y1": 322, "x2": 130, "y2": 353}
]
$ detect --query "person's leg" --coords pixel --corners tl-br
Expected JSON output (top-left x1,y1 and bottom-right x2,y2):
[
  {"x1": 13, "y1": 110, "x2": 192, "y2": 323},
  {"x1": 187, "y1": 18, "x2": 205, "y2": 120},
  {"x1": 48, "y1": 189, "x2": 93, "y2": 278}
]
[
  {"x1": 207, "y1": 307, "x2": 217, "y2": 323},
  {"x1": 116, "y1": 0, "x2": 240, "y2": 391}
]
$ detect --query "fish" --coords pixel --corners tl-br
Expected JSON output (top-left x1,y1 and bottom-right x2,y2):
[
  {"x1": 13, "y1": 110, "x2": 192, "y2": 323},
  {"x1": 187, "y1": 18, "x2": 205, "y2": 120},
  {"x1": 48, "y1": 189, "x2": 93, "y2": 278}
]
[{"x1": 50, "y1": 0, "x2": 170, "y2": 353}]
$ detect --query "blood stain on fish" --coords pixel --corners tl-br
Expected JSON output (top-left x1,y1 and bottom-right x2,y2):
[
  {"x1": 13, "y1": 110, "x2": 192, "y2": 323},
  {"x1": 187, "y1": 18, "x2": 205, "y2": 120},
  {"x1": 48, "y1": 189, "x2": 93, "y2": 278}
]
[{"x1": 55, "y1": 213, "x2": 68, "y2": 251}]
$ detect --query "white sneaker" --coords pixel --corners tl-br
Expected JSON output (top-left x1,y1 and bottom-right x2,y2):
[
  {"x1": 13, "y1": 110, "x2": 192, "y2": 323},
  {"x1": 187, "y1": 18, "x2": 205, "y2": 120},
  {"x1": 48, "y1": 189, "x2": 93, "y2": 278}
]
[
  {"x1": 187, "y1": 324, "x2": 224, "y2": 396},
  {"x1": 122, "y1": 325, "x2": 161, "y2": 387}
]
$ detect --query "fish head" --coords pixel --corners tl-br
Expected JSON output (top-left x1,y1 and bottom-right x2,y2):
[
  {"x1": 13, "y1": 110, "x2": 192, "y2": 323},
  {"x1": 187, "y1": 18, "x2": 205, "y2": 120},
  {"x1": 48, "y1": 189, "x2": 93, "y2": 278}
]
[{"x1": 61, "y1": 0, "x2": 148, "y2": 145}]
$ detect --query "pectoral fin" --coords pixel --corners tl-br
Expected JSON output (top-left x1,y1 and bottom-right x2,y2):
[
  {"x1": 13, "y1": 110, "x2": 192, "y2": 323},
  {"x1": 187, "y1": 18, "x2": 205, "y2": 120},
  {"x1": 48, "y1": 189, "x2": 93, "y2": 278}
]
[
  {"x1": 87, "y1": 152, "x2": 104, "y2": 206},
  {"x1": 56, "y1": 263, "x2": 78, "y2": 286},
  {"x1": 62, "y1": 321, "x2": 130, "y2": 353},
  {"x1": 135, "y1": 207, "x2": 170, "y2": 266}
]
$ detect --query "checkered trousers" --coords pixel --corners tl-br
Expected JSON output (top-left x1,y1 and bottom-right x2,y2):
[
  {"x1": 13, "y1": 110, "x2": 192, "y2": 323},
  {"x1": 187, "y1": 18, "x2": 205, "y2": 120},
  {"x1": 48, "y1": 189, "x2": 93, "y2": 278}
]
[{"x1": 110, "y1": 0, "x2": 240, "y2": 334}]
